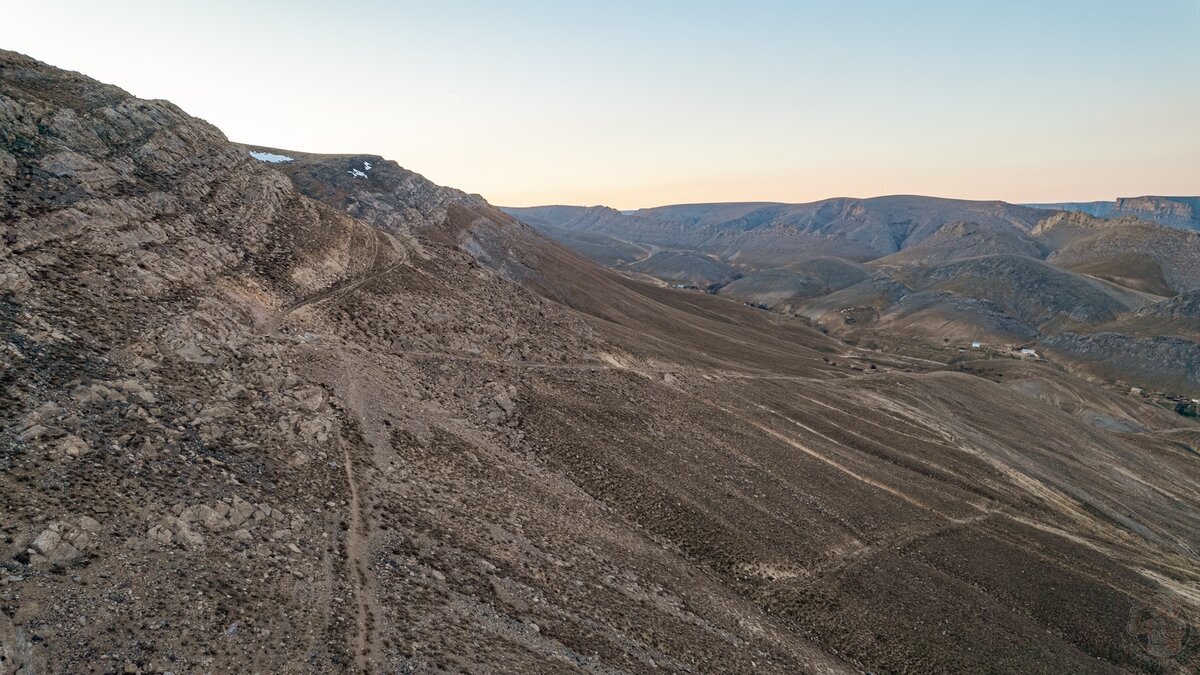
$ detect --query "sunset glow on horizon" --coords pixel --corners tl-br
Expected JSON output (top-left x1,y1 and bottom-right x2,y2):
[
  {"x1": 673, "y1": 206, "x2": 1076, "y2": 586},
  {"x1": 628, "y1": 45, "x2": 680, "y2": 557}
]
[{"x1": 4, "y1": 0, "x2": 1197, "y2": 209}]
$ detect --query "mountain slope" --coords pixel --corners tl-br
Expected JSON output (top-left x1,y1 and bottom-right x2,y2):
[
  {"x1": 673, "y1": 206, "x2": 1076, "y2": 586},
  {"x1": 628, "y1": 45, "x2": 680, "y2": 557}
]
[
  {"x1": 905, "y1": 255, "x2": 1155, "y2": 328},
  {"x1": 3, "y1": 50, "x2": 1199, "y2": 674}
]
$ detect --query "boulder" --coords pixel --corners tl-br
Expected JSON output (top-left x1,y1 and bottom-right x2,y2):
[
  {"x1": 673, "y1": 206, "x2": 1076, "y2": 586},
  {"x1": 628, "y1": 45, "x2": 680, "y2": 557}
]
[{"x1": 29, "y1": 519, "x2": 95, "y2": 566}]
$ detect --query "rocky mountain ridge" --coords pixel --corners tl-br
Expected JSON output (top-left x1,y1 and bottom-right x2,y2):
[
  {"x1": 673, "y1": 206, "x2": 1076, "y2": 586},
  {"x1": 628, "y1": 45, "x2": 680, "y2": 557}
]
[{"x1": 1025, "y1": 195, "x2": 1200, "y2": 231}]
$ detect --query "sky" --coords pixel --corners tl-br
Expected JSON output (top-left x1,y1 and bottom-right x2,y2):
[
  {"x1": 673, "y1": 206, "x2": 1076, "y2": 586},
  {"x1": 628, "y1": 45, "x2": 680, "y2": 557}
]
[{"x1": 2, "y1": 1, "x2": 1198, "y2": 209}]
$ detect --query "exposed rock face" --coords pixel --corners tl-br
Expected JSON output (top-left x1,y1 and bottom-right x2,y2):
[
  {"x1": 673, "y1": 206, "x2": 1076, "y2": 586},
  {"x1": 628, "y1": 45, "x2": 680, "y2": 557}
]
[
  {"x1": 1115, "y1": 195, "x2": 1197, "y2": 226},
  {"x1": 246, "y1": 147, "x2": 481, "y2": 240},
  {"x1": 1027, "y1": 196, "x2": 1200, "y2": 231},
  {"x1": 1135, "y1": 289, "x2": 1200, "y2": 322},
  {"x1": 0, "y1": 614, "x2": 37, "y2": 675},
  {"x1": 3, "y1": 49, "x2": 1199, "y2": 675}
]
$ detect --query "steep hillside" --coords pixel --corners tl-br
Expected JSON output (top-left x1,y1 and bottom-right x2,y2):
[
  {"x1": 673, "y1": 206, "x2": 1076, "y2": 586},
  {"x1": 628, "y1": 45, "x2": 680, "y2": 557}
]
[
  {"x1": 524, "y1": 222, "x2": 644, "y2": 266},
  {"x1": 4, "y1": 50, "x2": 1200, "y2": 675},
  {"x1": 799, "y1": 255, "x2": 1158, "y2": 344},
  {"x1": 1127, "y1": 290, "x2": 1200, "y2": 338},
  {"x1": 1037, "y1": 292, "x2": 1200, "y2": 395},
  {"x1": 1041, "y1": 333, "x2": 1200, "y2": 397},
  {"x1": 719, "y1": 270, "x2": 834, "y2": 308},
  {"x1": 507, "y1": 204, "x2": 698, "y2": 252}
]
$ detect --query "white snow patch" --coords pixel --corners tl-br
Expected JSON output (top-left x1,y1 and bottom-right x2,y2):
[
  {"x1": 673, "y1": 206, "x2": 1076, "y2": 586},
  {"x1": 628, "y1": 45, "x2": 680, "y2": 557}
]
[
  {"x1": 249, "y1": 151, "x2": 294, "y2": 163},
  {"x1": 348, "y1": 168, "x2": 368, "y2": 178},
  {"x1": 363, "y1": 161, "x2": 372, "y2": 171}
]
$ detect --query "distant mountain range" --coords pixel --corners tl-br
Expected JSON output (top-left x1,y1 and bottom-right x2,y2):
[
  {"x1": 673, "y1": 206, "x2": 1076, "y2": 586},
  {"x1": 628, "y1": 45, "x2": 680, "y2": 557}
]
[
  {"x1": 505, "y1": 196, "x2": 1200, "y2": 395},
  {"x1": 508, "y1": 196, "x2": 1051, "y2": 264}
]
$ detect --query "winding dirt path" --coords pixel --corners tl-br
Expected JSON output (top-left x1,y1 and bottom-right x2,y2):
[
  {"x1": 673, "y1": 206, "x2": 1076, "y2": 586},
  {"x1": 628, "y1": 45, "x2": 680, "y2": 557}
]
[{"x1": 271, "y1": 224, "x2": 409, "y2": 330}]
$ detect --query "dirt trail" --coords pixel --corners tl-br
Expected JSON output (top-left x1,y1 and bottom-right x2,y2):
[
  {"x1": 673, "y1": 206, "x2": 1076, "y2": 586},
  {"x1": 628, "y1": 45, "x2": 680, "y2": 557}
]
[
  {"x1": 333, "y1": 372, "x2": 415, "y2": 673},
  {"x1": 336, "y1": 432, "x2": 378, "y2": 672},
  {"x1": 793, "y1": 511, "x2": 999, "y2": 588}
]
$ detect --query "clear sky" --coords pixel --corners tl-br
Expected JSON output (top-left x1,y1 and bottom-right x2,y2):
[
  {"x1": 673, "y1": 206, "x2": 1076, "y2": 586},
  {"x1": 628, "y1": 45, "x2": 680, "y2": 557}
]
[{"x1": 3, "y1": 1, "x2": 1198, "y2": 209}]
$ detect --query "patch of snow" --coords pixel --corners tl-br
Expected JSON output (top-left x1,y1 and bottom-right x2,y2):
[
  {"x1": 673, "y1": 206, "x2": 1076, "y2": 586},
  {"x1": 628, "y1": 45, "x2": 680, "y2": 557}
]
[
  {"x1": 249, "y1": 151, "x2": 294, "y2": 163},
  {"x1": 363, "y1": 161, "x2": 372, "y2": 171},
  {"x1": 348, "y1": 168, "x2": 368, "y2": 178}
]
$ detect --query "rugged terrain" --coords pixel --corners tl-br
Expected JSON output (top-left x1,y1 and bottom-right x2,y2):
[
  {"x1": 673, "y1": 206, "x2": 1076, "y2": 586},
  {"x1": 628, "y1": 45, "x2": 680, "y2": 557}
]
[
  {"x1": 511, "y1": 198, "x2": 1200, "y2": 397},
  {"x1": 3, "y1": 50, "x2": 1199, "y2": 674}
]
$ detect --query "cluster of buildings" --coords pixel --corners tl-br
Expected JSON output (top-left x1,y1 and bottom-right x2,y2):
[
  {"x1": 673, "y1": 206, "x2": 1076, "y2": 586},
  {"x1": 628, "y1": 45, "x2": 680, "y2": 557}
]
[{"x1": 961, "y1": 341, "x2": 1040, "y2": 359}]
